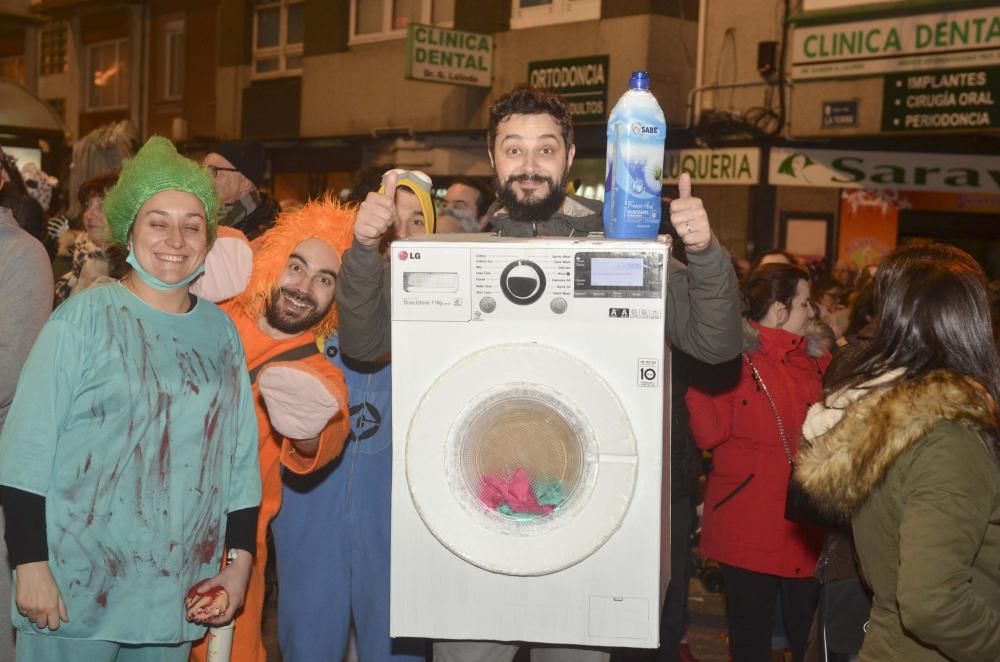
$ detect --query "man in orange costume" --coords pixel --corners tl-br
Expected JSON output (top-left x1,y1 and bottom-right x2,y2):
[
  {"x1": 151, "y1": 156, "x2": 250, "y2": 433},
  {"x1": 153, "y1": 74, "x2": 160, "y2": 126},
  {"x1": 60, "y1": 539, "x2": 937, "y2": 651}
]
[{"x1": 190, "y1": 198, "x2": 356, "y2": 662}]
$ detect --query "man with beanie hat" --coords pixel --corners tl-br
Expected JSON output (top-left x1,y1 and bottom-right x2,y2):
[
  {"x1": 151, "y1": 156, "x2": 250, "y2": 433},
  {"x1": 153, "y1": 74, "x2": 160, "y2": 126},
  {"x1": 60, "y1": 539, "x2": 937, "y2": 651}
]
[
  {"x1": 203, "y1": 140, "x2": 279, "y2": 240},
  {"x1": 0, "y1": 136, "x2": 262, "y2": 661}
]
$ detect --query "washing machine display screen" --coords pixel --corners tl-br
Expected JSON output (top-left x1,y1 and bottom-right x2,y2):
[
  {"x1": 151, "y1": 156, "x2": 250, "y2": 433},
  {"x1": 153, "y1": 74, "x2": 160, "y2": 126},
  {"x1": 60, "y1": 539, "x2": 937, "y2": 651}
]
[
  {"x1": 590, "y1": 257, "x2": 644, "y2": 287},
  {"x1": 574, "y1": 251, "x2": 663, "y2": 298}
]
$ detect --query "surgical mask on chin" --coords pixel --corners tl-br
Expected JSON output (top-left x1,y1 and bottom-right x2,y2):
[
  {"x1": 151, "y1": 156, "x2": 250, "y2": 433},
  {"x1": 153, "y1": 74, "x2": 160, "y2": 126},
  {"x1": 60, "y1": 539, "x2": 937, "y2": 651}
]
[
  {"x1": 125, "y1": 250, "x2": 205, "y2": 291},
  {"x1": 439, "y1": 208, "x2": 480, "y2": 232}
]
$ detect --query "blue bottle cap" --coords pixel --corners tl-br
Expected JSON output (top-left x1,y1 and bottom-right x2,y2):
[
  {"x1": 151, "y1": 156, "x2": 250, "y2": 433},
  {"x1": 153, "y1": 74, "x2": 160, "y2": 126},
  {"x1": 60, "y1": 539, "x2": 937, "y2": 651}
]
[{"x1": 629, "y1": 71, "x2": 650, "y2": 90}]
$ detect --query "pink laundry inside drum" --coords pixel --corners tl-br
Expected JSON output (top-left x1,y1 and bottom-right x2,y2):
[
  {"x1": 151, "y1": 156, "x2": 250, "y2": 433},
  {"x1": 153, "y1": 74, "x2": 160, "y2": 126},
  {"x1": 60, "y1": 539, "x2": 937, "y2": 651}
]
[
  {"x1": 460, "y1": 395, "x2": 584, "y2": 521},
  {"x1": 478, "y1": 468, "x2": 554, "y2": 514}
]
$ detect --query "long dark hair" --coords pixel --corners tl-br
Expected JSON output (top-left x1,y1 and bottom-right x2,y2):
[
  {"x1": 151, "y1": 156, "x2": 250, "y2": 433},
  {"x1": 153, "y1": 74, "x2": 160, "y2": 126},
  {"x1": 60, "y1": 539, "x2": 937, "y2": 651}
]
[
  {"x1": 826, "y1": 242, "x2": 1000, "y2": 455},
  {"x1": 744, "y1": 263, "x2": 810, "y2": 322}
]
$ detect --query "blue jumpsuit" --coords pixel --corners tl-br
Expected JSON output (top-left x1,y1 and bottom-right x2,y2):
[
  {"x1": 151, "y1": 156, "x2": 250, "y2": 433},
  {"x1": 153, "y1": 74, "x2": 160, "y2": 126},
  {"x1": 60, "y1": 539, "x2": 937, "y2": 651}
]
[{"x1": 271, "y1": 335, "x2": 426, "y2": 661}]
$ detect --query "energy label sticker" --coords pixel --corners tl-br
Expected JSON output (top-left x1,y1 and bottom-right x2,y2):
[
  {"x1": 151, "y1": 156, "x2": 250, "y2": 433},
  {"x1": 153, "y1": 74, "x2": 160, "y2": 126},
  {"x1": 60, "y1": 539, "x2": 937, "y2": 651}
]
[{"x1": 638, "y1": 359, "x2": 659, "y2": 388}]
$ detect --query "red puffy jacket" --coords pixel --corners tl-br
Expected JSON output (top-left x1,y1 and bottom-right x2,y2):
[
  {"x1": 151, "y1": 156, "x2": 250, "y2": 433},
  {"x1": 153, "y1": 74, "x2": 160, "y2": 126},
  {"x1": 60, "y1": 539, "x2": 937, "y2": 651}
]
[{"x1": 686, "y1": 321, "x2": 829, "y2": 578}]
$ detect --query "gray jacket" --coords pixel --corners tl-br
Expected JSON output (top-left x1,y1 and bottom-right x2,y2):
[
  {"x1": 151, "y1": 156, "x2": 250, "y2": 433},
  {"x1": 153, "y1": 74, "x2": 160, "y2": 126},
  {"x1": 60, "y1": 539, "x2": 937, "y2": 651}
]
[
  {"x1": 0, "y1": 207, "x2": 52, "y2": 432},
  {"x1": 335, "y1": 193, "x2": 741, "y2": 365}
]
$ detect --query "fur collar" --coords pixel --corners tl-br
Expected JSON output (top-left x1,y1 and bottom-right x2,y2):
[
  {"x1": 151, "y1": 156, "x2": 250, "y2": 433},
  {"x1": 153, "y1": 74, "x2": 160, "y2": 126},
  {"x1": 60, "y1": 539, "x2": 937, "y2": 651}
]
[{"x1": 795, "y1": 369, "x2": 998, "y2": 519}]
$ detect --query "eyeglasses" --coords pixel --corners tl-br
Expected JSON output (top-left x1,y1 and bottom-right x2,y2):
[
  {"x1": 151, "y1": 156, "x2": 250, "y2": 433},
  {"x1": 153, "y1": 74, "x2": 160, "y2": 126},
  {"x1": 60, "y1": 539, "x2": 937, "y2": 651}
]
[{"x1": 206, "y1": 165, "x2": 239, "y2": 178}]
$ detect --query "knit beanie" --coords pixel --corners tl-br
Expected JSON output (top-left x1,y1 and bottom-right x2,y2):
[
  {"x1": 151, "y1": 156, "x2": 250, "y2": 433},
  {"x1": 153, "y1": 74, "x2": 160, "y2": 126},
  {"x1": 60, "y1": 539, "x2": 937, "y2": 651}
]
[
  {"x1": 211, "y1": 140, "x2": 266, "y2": 188},
  {"x1": 379, "y1": 168, "x2": 436, "y2": 234},
  {"x1": 103, "y1": 136, "x2": 220, "y2": 248}
]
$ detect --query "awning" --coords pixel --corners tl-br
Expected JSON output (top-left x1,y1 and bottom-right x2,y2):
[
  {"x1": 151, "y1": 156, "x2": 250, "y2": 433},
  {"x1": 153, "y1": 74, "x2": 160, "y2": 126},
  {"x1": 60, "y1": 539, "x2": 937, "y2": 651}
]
[{"x1": 0, "y1": 79, "x2": 65, "y2": 136}]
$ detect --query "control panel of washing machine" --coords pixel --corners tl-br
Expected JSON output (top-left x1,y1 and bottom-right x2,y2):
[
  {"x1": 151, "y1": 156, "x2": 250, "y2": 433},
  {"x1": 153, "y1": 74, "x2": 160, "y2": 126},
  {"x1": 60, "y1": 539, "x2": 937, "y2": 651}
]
[
  {"x1": 572, "y1": 251, "x2": 664, "y2": 299},
  {"x1": 473, "y1": 249, "x2": 664, "y2": 308}
]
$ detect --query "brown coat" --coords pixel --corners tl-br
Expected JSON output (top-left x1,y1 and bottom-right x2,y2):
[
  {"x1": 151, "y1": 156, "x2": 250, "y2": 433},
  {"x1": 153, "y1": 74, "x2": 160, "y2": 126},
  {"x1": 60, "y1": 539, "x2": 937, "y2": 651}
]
[{"x1": 796, "y1": 370, "x2": 1000, "y2": 662}]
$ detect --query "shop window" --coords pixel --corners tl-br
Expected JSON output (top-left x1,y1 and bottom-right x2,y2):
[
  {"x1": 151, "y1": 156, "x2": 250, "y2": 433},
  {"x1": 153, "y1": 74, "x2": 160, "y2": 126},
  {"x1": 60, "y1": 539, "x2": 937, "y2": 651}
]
[
  {"x1": 252, "y1": 0, "x2": 304, "y2": 78},
  {"x1": 510, "y1": 0, "x2": 600, "y2": 30},
  {"x1": 86, "y1": 39, "x2": 129, "y2": 110},
  {"x1": 350, "y1": 0, "x2": 455, "y2": 44},
  {"x1": 39, "y1": 21, "x2": 68, "y2": 76},
  {"x1": 0, "y1": 56, "x2": 25, "y2": 85},
  {"x1": 162, "y1": 17, "x2": 184, "y2": 100}
]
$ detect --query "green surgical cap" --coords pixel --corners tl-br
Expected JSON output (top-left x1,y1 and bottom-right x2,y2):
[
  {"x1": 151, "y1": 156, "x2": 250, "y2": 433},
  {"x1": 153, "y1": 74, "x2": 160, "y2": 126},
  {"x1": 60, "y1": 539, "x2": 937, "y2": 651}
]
[{"x1": 103, "y1": 136, "x2": 220, "y2": 248}]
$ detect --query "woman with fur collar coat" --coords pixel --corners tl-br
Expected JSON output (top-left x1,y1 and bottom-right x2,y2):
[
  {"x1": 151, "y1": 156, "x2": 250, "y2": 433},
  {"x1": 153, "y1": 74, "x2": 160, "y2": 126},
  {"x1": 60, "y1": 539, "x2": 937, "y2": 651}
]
[
  {"x1": 686, "y1": 263, "x2": 830, "y2": 662},
  {"x1": 796, "y1": 243, "x2": 1000, "y2": 662}
]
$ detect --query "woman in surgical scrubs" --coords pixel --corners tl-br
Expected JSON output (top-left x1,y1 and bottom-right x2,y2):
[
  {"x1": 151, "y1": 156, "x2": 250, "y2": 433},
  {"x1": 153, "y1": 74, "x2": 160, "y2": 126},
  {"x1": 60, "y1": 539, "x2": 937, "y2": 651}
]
[{"x1": 0, "y1": 137, "x2": 261, "y2": 662}]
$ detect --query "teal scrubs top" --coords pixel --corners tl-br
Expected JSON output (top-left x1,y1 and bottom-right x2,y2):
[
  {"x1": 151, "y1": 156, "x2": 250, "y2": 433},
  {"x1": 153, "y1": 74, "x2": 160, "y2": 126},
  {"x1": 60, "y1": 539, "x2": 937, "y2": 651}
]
[{"x1": 0, "y1": 283, "x2": 261, "y2": 644}]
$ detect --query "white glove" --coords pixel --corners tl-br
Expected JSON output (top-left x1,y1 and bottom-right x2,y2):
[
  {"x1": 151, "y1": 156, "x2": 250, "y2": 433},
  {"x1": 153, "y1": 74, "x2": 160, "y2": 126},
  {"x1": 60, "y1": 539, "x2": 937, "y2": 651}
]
[
  {"x1": 190, "y1": 227, "x2": 253, "y2": 302},
  {"x1": 46, "y1": 214, "x2": 70, "y2": 241},
  {"x1": 258, "y1": 364, "x2": 342, "y2": 440}
]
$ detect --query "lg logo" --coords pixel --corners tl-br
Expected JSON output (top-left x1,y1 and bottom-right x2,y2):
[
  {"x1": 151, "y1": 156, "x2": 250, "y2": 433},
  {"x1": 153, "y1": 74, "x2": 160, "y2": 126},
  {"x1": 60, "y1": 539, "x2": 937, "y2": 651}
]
[{"x1": 398, "y1": 250, "x2": 422, "y2": 261}]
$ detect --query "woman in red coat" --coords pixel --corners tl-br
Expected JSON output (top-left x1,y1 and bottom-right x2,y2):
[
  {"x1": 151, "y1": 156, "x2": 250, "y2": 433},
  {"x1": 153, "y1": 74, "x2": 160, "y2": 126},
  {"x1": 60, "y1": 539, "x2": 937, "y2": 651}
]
[{"x1": 686, "y1": 263, "x2": 829, "y2": 662}]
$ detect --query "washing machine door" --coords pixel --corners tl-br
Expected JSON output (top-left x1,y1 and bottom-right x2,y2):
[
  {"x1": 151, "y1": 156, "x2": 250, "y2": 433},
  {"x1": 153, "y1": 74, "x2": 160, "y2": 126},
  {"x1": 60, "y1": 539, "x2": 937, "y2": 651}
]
[{"x1": 405, "y1": 343, "x2": 638, "y2": 576}]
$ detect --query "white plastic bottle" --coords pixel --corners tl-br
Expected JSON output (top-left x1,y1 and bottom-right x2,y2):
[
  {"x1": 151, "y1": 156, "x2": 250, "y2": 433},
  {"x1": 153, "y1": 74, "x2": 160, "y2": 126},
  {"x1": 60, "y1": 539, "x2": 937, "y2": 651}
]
[{"x1": 603, "y1": 71, "x2": 667, "y2": 239}]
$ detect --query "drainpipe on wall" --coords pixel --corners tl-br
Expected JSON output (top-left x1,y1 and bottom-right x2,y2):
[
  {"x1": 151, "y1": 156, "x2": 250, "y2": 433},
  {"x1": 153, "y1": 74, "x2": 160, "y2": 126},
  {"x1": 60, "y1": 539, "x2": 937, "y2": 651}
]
[
  {"x1": 691, "y1": 0, "x2": 708, "y2": 128},
  {"x1": 138, "y1": 2, "x2": 150, "y2": 140}
]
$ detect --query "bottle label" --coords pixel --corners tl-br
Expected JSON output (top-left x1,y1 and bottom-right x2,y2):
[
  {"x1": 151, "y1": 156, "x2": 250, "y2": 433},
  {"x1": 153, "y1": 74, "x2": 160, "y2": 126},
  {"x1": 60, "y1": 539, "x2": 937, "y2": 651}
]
[{"x1": 604, "y1": 118, "x2": 665, "y2": 238}]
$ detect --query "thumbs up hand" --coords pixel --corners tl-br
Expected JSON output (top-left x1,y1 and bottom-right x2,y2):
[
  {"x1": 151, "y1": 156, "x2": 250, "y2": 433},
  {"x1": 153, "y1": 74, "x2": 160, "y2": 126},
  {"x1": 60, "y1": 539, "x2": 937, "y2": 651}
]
[
  {"x1": 669, "y1": 173, "x2": 712, "y2": 253},
  {"x1": 354, "y1": 171, "x2": 399, "y2": 248}
]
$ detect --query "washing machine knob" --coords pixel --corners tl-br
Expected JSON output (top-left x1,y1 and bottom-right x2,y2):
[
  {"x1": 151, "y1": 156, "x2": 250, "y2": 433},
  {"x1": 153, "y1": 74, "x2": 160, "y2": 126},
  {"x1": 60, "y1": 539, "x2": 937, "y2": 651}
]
[
  {"x1": 500, "y1": 260, "x2": 546, "y2": 305},
  {"x1": 550, "y1": 297, "x2": 568, "y2": 314},
  {"x1": 479, "y1": 296, "x2": 497, "y2": 313}
]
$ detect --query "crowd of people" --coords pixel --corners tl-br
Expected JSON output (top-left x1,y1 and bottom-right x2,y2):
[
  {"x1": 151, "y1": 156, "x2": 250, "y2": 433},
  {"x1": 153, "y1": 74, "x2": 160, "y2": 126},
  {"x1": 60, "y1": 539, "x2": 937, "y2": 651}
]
[{"x1": 0, "y1": 82, "x2": 998, "y2": 662}]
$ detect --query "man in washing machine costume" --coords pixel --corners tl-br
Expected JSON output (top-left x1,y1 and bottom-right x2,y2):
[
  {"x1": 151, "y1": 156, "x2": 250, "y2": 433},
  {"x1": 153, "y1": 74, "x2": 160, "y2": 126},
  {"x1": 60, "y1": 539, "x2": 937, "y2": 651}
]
[
  {"x1": 187, "y1": 197, "x2": 355, "y2": 662},
  {"x1": 338, "y1": 86, "x2": 742, "y2": 661}
]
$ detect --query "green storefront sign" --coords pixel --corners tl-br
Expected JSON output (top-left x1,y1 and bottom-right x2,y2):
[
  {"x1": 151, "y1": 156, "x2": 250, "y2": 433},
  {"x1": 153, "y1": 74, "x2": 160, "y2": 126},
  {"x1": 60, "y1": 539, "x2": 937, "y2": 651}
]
[
  {"x1": 405, "y1": 24, "x2": 493, "y2": 88},
  {"x1": 527, "y1": 55, "x2": 609, "y2": 123},
  {"x1": 882, "y1": 65, "x2": 999, "y2": 131},
  {"x1": 792, "y1": 6, "x2": 1000, "y2": 80}
]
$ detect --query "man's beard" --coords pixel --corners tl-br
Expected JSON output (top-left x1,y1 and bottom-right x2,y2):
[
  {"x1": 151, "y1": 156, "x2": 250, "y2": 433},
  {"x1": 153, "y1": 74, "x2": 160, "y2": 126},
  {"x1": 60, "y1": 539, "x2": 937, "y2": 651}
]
[
  {"x1": 495, "y1": 171, "x2": 569, "y2": 223},
  {"x1": 264, "y1": 287, "x2": 330, "y2": 335}
]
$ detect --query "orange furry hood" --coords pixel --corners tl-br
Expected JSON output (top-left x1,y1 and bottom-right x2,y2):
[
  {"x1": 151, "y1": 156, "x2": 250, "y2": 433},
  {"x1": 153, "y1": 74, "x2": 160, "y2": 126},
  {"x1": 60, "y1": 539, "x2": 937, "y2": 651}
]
[{"x1": 234, "y1": 196, "x2": 356, "y2": 338}]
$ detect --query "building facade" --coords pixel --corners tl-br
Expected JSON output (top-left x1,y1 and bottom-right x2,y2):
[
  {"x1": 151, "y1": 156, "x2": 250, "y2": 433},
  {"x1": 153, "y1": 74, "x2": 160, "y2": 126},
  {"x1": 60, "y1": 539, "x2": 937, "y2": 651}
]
[
  {"x1": 4, "y1": 0, "x2": 697, "y2": 209},
  {"x1": 5, "y1": 0, "x2": 996, "y2": 269},
  {"x1": 695, "y1": 0, "x2": 1000, "y2": 272}
]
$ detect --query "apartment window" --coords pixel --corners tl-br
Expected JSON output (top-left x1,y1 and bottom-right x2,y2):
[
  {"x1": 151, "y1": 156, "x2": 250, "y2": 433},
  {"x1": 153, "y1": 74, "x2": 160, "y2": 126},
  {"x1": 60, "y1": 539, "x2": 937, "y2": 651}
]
[
  {"x1": 86, "y1": 39, "x2": 129, "y2": 110},
  {"x1": 0, "y1": 56, "x2": 25, "y2": 85},
  {"x1": 350, "y1": 0, "x2": 455, "y2": 44},
  {"x1": 253, "y1": 0, "x2": 304, "y2": 78},
  {"x1": 162, "y1": 18, "x2": 184, "y2": 100},
  {"x1": 510, "y1": 0, "x2": 599, "y2": 29},
  {"x1": 39, "y1": 21, "x2": 68, "y2": 76}
]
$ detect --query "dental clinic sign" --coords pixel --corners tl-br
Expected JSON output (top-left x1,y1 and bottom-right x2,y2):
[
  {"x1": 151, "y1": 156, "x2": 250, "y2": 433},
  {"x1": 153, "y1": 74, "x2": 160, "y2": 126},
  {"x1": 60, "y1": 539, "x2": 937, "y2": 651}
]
[
  {"x1": 792, "y1": 6, "x2": 1000, "y2": 80},
  {"x1": 769, "y1": 148, "x2": 1000, "y2": 194},
  {"x1": 405, "y1": 24, "x2": 493, "y2": 88}
]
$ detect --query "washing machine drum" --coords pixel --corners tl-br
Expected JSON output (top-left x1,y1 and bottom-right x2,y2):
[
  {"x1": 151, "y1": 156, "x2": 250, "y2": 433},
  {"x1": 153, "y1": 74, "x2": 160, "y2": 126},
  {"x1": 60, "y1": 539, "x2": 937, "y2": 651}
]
[{"x1": 405, "y1": 343, "x2": 639, "y2": 576}]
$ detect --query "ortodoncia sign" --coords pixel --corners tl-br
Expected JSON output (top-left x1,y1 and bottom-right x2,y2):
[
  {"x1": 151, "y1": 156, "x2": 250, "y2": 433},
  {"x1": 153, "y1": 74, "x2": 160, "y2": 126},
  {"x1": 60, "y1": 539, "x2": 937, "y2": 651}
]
[
  {"x1": 791, "y1": 6, "x2": 1000, "y2": 80},
  {"x1": 769, "y1": 147, "x2": 1000, "y2": 193},
  {"x1": 527, "y1": 55, "x2": 610, "y2": 123},
  {"x1": 405, "y1": 24, "x2": 493, "y2": 88}
]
